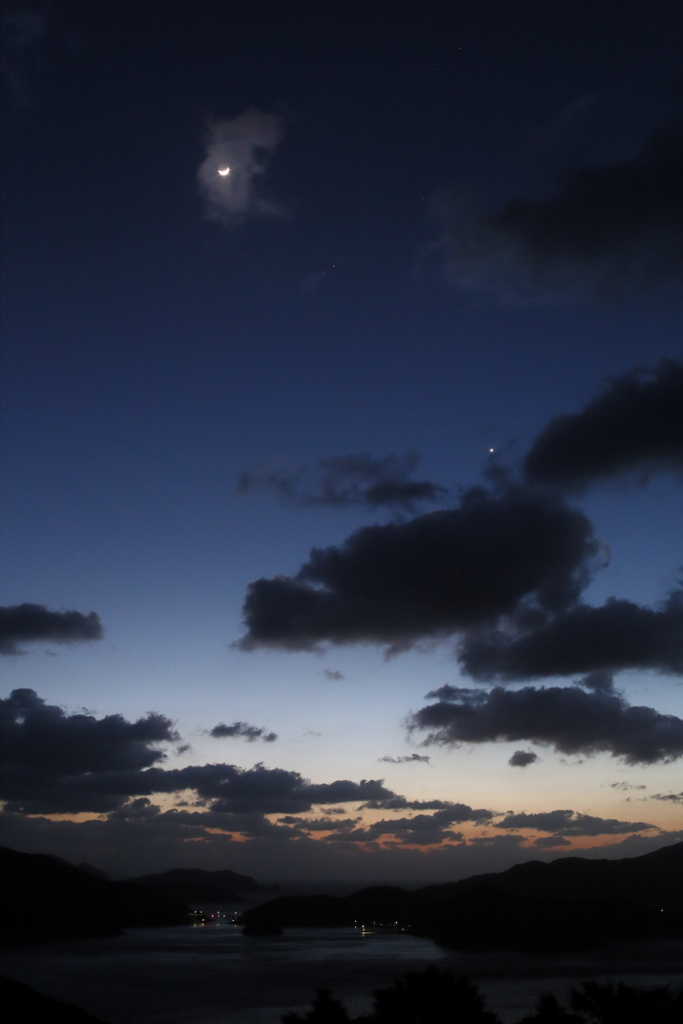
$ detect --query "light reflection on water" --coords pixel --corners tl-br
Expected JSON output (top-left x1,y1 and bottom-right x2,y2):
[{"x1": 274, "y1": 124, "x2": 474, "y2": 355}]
[{"x1": 1, "y1": 923, "x2": 682, "y2": 1024}]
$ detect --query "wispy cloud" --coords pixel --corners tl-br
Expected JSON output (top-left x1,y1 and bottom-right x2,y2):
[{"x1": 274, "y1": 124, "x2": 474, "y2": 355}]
[
  {"x1": 197, "y1": 108, "x2": 284, "y2": 224},
  {"x1": 1, "y1": 4, "x2": 47, "y2": 105},
  {"x1": 379, "y1": 753, "x2": 430, "y2": 764},
  {"x1": 238, "y1": 451, "x2": 446, "y2": 511},
  {"x1": 651, "y1": 791, "x2": 683, "y2": 805},
  {"x1": 437, "y1": 124, "x2": 683, "y2": 303},
  {"x1": 209, "y1": 721, "x2": 278, "y2": 743}
]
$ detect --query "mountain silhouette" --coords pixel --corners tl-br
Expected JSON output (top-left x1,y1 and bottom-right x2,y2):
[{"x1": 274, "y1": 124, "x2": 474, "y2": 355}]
[
  {"x1": 0, "y1": 846, "x2": 189, "y2": 943},
  {"x1": 239, "y1": 842, "x2": 683, "y2": 950},
  {"x1": 124, "y1": 866, "x2": 277, "y2": 905}
]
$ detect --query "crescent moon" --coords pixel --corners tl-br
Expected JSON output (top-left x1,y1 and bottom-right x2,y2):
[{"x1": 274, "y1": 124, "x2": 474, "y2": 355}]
[{"x1": 217, "y1": 167, "x2": 230, "y2": 176}]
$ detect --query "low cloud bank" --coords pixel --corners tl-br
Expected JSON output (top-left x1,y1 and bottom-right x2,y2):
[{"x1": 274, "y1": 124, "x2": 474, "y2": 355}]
[
  {"x1": 4, "y1": 808, "x2": 680, "y2": 881},
  {"x1": 0, "y1": 689, "x2": 676, "y2": 877},
  {"x1": 0, "y1": 689, "x2": 395, "y2": 816},
  {"x1": 0, "y1": 604, "x2": 103, "y2": 654},
  {"x1": 324, "y1": 802, "x2": 494, "y2": 847},
  {"x1": 494, "y1": 809, "x2": 655, "y2": 836}
]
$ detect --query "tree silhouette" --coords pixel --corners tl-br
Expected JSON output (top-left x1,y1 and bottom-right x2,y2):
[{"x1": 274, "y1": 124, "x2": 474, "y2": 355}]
[
  {"x1": 570, "y1": 980, "x2": 683, "y2": 1024},
  {"x1": 518, "y1": 993, "x2": 583, "y2": 1023},
  {"x1": 280, "y1": 972, "x2": 683, "y2": 1024},
  {"x1": 282, "y1": 989, "x2": 351, "y2": 1023},
  {"x1": 370, "y1": 967, "x2": 499, "y2": 1024}
]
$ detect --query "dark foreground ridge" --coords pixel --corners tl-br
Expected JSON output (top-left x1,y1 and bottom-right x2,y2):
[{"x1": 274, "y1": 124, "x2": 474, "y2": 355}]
[
  {"x1": 0, "y1": 976, "x2": 109, "y2": 1023},
  {"x1": 123, "y1": 866, "x2": 278, "y2": 905},
  {"x1": 0, "y1": 846, "x2": 190, "y2": 943},
  {"x1": 239, "y1": 842, "x2": 683, "y2": 950},
  {"x1": 3, "y1": 970, "x2": 682, "y2": 1024},
  {"x1": 283, "y1": 968, "x2": 683, "y2": 1024}
]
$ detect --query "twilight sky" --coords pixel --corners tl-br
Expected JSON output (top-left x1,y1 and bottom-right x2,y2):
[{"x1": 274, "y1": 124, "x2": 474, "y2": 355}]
[{"x1": 1, "y1": 0, "x2": 682, "y2": 881}]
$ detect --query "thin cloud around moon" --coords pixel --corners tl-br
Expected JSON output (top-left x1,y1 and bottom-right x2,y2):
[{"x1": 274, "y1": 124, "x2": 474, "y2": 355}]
[{"x1": 197, "y1": 108, "x2": 284, "y2": 224}]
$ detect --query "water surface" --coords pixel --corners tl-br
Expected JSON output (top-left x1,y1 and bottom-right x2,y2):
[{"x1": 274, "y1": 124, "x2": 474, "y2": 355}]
[{"x1": 2, "y1": 923, "x2": 682, "y2": 1023}]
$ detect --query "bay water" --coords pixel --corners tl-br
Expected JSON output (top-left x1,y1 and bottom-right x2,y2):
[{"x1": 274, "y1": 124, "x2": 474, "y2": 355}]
[{"x1": 2, "y1": 920, "x2": 682, "y2": 1023}]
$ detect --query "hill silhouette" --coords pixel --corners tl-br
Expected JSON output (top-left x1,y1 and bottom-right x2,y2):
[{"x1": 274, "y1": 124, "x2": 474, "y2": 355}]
[
  {"x1": 239, "y1": 842, "x2": 683, "y2": 949},
  {"x1": 416, "y1": 840, "x2": 683, "y2": 911},
  {"x1": 0, "y1": 846, "x2": 189, "y2": 943},
  {"x1": 124, "y1": 866, "x2": 277, "y2": 905}
]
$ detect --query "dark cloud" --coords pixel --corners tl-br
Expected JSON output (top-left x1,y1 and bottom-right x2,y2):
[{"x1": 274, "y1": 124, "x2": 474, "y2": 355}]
[
  {"x1": 508, "y1": 750, "x2": 538, "y2": 767},
  {"x1": 276, "y1": 816, "x2": 361, "y2": 831},
  {"x1": 441, "y1": 124, "x2": 683, "y2": 301},
  {"x1": 459, "y1": 591, "x2": 683, "y2": 681},
  {"x1": 323, "y1": 669, "x2": 344, "y2": 681},
  {"x1": 0, "y1": 690, "x2": 506, "y2": 862},
  {"x1": 108, "y1": 797, "x2": 162, "y2": 820},
  {"x1": 237, "y1": 452, "x2": 446, "y2": 511},
  {"x1": 361, "y1": 798, "x2": 493, "y2": 821},
  {"x1": 209, "y1": 721, "x2": 277, "y2": 742},
  {"x1": 322, "y1": 805, "x2": 479, "y2": 846},
  {"x1": 609, "y1": 782, "x2": 646, "y2": 792},
  {"x1": 0, "y1": 688, "x2": 176, "y2": 813},
  {"x1": 79, "y1": 764, "x2": 395, "y2": 818},
  {"x1": 468, "y1": 834, "x2": 525, "y2": 847},
  {"x1": 577, "y1": 670, "x2": 615, "y2": 691},
  {"x1": 424, "y1": 685, "x2": 462, "y2": 701},
  {"x1": 651, "y1": 791, "x2": 683, "y2": 805},
  {"x1": 3, "y1": 806, "x2": 680, "y2": 880},
  {"x1": 379, "y1": 753, "x2": 431, "y2": 764},
  {"x1": 524, "y1": 360, "x2": 683, "y2": 489},
  {"x1": 495, "y1": 809, "x2": 655, "y2": 836},
  {"x1": 409, "y1": 683, "x2": 683, "y2": 765},
  {"x1": 0, "y1": 603, "x2": 103, "y2": 655},
  {"x1": 239, "y1": 485, "x2": 599, "y2": 652},
  {"x1": 0, "y1": 689, "x2": 398, "y2": 816},
  {"x1": 533, "y1": 835, "x2": 572, "y2": 848}
]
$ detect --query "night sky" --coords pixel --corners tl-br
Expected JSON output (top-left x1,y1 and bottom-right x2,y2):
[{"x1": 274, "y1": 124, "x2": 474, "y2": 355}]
[{"x1": 1, "y1": 0, "x2": 682, "y2": 880}]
